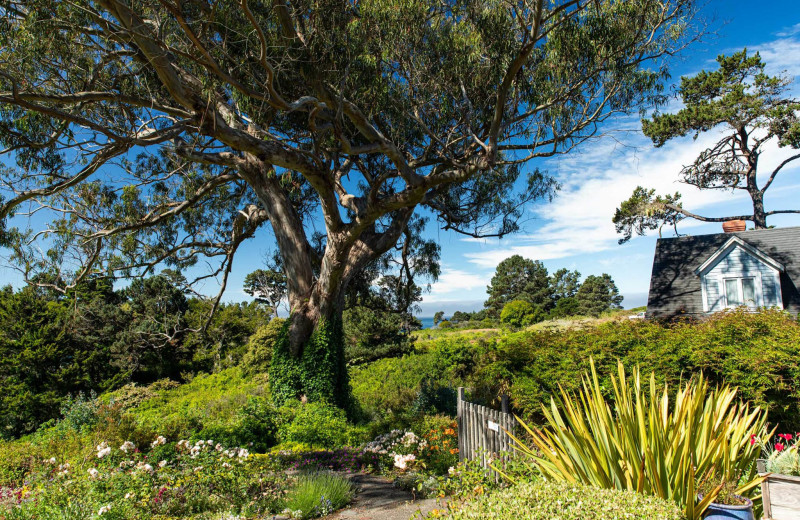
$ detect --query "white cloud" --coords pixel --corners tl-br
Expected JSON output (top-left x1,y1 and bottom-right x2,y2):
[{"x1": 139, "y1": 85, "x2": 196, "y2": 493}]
[
  {"x1": 751, "y1": 37, "x2": 800, "y2": 78},
  {"x1": 425, "y1": 266, "x2": 490, "y2": 302},
  {"x1": 776, "y1": 23, "x2": 800, "y2": 39}
]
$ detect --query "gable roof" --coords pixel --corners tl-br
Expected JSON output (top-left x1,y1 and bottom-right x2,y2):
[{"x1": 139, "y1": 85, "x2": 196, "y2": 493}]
[
  {"x1": 694, "y1": 235, "x2": 785, "y2": 276},
  {"x1": 647, "y1": 226, "x2": 800, "y2": 318}
]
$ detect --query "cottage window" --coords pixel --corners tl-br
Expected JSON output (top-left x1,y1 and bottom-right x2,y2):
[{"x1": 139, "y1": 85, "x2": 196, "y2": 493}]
[{"x1": 723, "y1": 277, "x2": 758, "y2": 309}]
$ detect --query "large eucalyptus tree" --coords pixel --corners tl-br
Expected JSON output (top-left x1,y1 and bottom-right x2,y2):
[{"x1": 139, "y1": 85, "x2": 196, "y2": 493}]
[{"x1": 0, "y1": 0, "x2": 698, "y2": 406}]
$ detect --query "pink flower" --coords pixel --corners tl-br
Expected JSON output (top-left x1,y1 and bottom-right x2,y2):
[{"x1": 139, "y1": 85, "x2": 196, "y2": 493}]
[
  {"x1": 750, "y1": 435, "x2": 757, "y2": 445},
  {"x1": 779, "y1": 433, "x2": 793, "y2": 441},
  {"x1": 776, "y1": 443, "x2": 785, "y2": 452}
]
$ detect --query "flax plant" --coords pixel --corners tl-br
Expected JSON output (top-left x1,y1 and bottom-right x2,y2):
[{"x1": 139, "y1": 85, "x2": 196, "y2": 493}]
[{"x1": 505, "y1": 360, "x2": 770, "y2": 520}]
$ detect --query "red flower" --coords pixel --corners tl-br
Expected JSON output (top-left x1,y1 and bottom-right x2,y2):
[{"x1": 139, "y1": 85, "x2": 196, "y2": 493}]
[
  {"x1": 776, "y1": 443, "x2": 785, "y2": 452},
  {"x1": 750, "y1": 435, "x2": 757, "y2": 446},
  {"x1": 779, "y1": 433, "x2": 793, "y2": 441}
]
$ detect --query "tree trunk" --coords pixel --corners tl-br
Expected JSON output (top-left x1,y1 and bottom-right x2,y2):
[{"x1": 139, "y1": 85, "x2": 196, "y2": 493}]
[
  {"x1": 269, "y1": 289, "x2": 351, "y2": 410},
  {"x1": 239, "y1": 157, "x2": 416, "y2": 411},
  {"x1": 751, "y1": 189, "x2": 768, "y2": 229}
]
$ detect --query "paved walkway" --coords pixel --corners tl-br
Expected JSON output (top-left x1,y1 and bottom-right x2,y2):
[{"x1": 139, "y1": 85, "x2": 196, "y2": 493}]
[{"x1": 325, "y1": 473, "x2": 445, "y2": 520}]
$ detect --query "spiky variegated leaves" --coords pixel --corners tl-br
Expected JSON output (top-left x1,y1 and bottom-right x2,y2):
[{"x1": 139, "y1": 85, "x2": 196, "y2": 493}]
[{"x1": 505, "y1": 360, "x2": 771, "y2": 520}]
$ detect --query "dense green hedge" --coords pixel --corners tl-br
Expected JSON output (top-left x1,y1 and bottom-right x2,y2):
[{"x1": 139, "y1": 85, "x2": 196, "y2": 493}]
[
  {"x1": 354, "y1": 310, "x2": 800, "y2": 431},
  {"x1": 441, "y1": 480, "x2": 683, "y2": 519}
]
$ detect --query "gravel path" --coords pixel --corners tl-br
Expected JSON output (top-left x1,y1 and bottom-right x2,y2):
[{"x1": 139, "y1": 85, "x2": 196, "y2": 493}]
[{"x1": 324, "y1": 473, "x2": 445, "y2": 520}]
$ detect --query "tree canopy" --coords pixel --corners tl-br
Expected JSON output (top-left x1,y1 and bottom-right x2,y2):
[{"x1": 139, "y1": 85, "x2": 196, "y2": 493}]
[
  {"x1": 485, "y1": 255, "x2": 552, "y2": 316},
  {"x1": 0, "y1": 0, "x2": 698, "y2": 405},
  {"x1": 614, "y1": 49, "x2": 800, "y2": 242}
]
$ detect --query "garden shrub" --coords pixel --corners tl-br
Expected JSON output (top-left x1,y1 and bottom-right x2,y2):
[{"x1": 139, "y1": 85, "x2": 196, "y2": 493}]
[
  {"x1": 241, "y1": 317, "x2": 286, "y2": 375},
  {"x1": 278, "y1": 400, "x2": 359, "y2": 449},
  {"x1": 350, "y1": 352, "x2": 452, "y2": 420},
  {"x1": 343, "y1": 306, "x2": 414, "y2": 364},
  {"x1": 439, "y1": 480, "x2": 683, "y2": 519},
  {"x1": 466, "y1": 309, "x2": 800, "y2": 430},
  {"x1": 500, "y1": 300, "x2": 543, "y2": 328}
]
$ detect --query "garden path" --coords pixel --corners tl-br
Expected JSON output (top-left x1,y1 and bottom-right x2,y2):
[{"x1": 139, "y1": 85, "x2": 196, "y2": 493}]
[{"x1": 324, "y1": 473, "x2": 445, "y2": 520}]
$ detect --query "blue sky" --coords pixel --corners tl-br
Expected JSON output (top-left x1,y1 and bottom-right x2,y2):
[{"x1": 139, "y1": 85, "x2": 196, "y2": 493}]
[
  {"x1": 414, "y1": 1, "x2": 800, "y2": 315},
  {"x1": 2, "y1": 1, "x2": 799, "y2": 317}
]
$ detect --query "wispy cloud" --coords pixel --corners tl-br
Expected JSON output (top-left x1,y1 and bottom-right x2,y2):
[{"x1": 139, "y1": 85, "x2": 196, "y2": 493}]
[{"x1": 425, "y1": 266, "x2": 490, "y2": 302}]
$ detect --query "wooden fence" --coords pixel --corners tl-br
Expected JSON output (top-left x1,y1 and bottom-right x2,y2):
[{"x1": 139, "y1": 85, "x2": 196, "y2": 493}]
[{"x1": 456, "y1": 387, "x2": 516, "y2": 476}]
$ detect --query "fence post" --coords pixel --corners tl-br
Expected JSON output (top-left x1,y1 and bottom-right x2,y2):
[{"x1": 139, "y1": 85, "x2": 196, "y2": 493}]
[
  {"x1": 457, "y1": 387, "x2": 465, "y2": 462},
  {"x1": 501, "y1": 394, "x2": 509, "y2": 414}
]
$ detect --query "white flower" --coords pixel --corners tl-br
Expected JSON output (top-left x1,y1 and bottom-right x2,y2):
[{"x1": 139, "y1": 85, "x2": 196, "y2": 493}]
[
  {"x1": 237, "y1": 448, "x2": 250, "y2": 459},
  {"x1": 98, "y1": 504, "x2": 112, "y2": 515},
  {"x1": 215, "y1": 443, "x2": 223, "y2": 452},
  {"x1": 448, "y1": 466, "x2": 456, "y2": 476},
  {"x1": 158, "y1": 460, "x2": 167, "y2": 468},
  {"x1": 96, "y1": 442, "x2": 111, "y2": 459},
  {"x1": 222, "y1": 462, "x2": 232, "y2": 469},
  {"x1": 193, "y1": 466, "x2": 204, "y2": 472},
  {"x1": 151, "y1": 435, "x2": 167, "y2": 448},
  {"x1": 120, "y1": 441, "x2": 136, "y2": 453},
  {"x1": 124, "y1": 492, "x2": 133, "y2": 499},
  {"x1": 393, "y1": 453, "x2": 416, "y2": 470},
  {"x1": 135, "y1": 461, "x2": 154, "y2": 473},
  {"x1": 207, "y1": 439, "x2": 214, "y2": 446},
  {"x1": 88, "y1": 468, "x2": 100, "y2": 479}
]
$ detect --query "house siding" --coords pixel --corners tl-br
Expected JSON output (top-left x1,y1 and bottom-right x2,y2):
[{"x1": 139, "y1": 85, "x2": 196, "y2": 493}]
[
  {"x1": 702, "y1": 247, "x2": 783, "y2": 309},
  {"x1": 646, "y1": 226, "x2": 800, "y2": 319}
]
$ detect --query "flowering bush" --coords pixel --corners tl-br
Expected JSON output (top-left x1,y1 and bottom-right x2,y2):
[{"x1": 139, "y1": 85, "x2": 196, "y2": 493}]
[
  {"x1": 417, "y1": 417, "x2": 459, "y2": 475},
  {"x1": 0, "y1": 437, "x2": 292, "y2": 519},
  {"x1": 754, "y1": 432, "x2": 800, "y2": 476},
  {"x1": 363, "y1": 429, "x2": 427, "y2": 472}
]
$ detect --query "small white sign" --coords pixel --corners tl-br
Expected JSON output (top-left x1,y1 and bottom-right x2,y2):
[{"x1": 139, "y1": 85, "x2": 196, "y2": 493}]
[{"x1": 487, "y1": 420, "x2": 499, "y2": 432}]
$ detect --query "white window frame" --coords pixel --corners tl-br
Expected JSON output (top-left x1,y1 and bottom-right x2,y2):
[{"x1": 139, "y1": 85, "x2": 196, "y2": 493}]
[{"x1": 720, "y1": 275, "x2": 762, "y2": 309}]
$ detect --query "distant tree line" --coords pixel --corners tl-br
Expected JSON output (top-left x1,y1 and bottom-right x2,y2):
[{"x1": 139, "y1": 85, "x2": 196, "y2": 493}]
[{"x1": 435, "y1": 255, "x2": 623, "y2": 329}]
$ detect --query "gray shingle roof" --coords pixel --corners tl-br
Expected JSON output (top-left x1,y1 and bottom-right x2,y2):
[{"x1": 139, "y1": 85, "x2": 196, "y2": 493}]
[{"x1": 646, "y1": 226, "x2": 800, "y2": 318}]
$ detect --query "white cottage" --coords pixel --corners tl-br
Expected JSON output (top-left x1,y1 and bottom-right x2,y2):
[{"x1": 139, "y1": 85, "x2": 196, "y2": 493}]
[{"x1": 646, "y1": 227, "x2": 800, "y2": 319}]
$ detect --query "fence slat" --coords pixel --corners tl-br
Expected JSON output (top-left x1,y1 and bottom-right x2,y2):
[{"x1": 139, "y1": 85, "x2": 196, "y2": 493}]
[{"x1": 456, "y1": 390, "x2": 515, "y2": 474}]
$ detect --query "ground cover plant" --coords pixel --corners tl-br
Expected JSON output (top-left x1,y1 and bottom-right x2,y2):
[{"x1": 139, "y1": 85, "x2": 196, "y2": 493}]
[{"x1": 428, "y1": 480, "x2": 684, "y2": 519}]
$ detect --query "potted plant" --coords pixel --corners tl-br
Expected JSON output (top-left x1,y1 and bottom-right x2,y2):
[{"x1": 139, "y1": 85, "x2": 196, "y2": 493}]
[
  {"x1": 697, "y1": 475, "x2": 756, "y2": 520},
  {"x1": 754, "y1": 433, "x2": 800, "y2": 519}
]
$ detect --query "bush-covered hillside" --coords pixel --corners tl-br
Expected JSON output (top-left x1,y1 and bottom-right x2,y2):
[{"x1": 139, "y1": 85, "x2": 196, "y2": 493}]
[{"x1": 355, "y1": 309, "x2": 800, "y2": 431}]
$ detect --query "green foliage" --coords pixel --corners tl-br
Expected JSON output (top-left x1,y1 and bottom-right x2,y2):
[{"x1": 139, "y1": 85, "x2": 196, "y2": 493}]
[
  {"x1": 500, "y1": 300, "x2": 544, "y2": 328},
  {"x1": 509, "y1": 360, "x2": 767, "y2": 519},
  {"x1": 548, "y1": 296, "x2": 580, "y2": 318},
  {"x1": 0, "y1": 284, "x2": 118, "y2": 438},
  {"x1": 241, "y1": 317, "x2": 287, "y2": 375},
  {"x1": 574, "y1": 274, "x2": 624, "y2": 316},
  {"x1": 343, "y1": 306, "x2": 413, "y2": 364},
  {"x1": 269, "y1": 318, "x2": 351, "y2": 411},
  {"x1": 409, "y1": 309, "x2": 800, "y2": 433},
  {"x1": 185, "y1": 300, "x2": 272, "y2": 373},
  {"x1": 765, "y1": 444, "x2": 800, "y2": 476},
  {"x1": 485, "y1": 256, "x2": 552, "y2": 317},
  {"x1": 438, "y1": 320, "x2": 454, "y2": 329},
  {"x1": 435, "y1": 480, "x2": 684, "y2": 520},
  {"x1": 350, "y1": 352, "x2": 449, "y2": 421},
  {"x1": 283, "y1": 472, "x2": 354, "y2": 519},
  {"x1": 115, "y1": 367, "x2": 269, "y2": 443},
  {"x1": 0, "y1": 436, "x2": 292, "y2": 520},
  {"x1": 278, "y1": 401, "x2": 358, "y2": 449}
]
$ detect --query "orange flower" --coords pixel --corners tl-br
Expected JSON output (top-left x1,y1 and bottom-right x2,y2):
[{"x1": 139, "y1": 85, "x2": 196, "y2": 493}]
[
  {"x1": 449, "y1": 448, "x2": 458, "y2": 454},
  {"x1": 444, "y1": 428, "x2": 455, "y2": 436}
]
